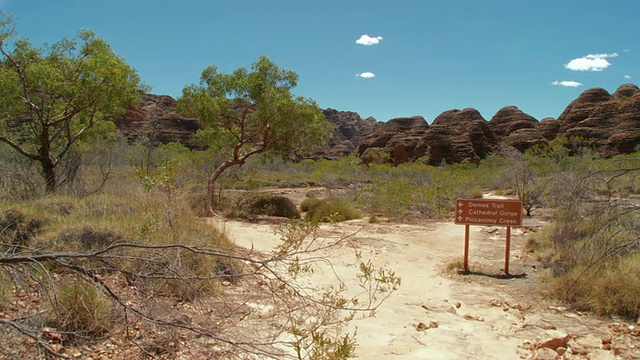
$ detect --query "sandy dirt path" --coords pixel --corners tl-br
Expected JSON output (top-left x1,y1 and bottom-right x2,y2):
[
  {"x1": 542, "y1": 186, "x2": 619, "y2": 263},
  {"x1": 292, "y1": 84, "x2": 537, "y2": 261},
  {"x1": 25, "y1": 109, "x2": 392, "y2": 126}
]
[{"x1": 211, "y1": 215, "x2": 637, "y2": 359}]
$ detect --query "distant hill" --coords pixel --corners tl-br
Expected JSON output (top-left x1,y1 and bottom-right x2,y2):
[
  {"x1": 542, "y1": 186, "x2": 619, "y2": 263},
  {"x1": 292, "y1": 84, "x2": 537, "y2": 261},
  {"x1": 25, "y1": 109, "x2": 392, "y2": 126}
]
[{"x1": 114, "y1": 84, "x2": 640, "y2": 164}]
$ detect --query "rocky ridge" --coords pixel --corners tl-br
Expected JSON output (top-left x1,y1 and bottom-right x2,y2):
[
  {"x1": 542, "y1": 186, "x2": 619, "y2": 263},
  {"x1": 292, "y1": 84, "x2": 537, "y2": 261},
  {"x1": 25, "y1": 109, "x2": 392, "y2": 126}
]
[
  {"x1": 113, "y1": 94, "x2": 205, "y2": 150},
  {"x1": 115, "y1": 84, "x2": 640, "y2": 164}
]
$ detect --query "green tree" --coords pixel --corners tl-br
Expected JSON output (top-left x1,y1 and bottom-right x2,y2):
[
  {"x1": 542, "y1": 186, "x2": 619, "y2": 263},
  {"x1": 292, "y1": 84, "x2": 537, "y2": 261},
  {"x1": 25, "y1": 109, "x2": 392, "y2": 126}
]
[
  {"x1": 178, "y1": 56, "x2": 332, "y2": 216},
  {"x1": 0, "y1": 14, "x2": 144, "y2": 193}
]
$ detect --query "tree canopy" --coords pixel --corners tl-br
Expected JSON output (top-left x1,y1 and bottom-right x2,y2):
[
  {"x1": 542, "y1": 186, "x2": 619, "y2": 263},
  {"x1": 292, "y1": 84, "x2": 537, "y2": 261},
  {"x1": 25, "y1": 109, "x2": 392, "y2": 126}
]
[
  {"x1": 178, "y1": 56, "x2": 332, "y2": 215},
  {"x1": 0, "y1": 13, "x2": 145, "y2": 193}
]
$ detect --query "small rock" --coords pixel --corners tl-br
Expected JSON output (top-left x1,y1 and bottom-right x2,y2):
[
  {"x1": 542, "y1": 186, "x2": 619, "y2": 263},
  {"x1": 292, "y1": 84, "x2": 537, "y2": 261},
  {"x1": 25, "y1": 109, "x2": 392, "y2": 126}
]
[
  {"x1": 447, "y1": 306, "x2": 457, "y2": 314},
  {"x1": 50, "y1": 343, "x2": 65, "y2": 354},
  {"x1": 539, "y1": 333, "x2": 570, "y2": 350},
  {"x1": 570, "y1": 344, "x2": 588, "y2": 355},
  {"x1": 548, "y1": 306, "x2": 567, "y2": 312},
  {"x1": 463, "y1": 314, "x2": 484, "y2": 321},
  {"x1": 484, "y1": 227, "x2": 499, "y2": 234},
  {"x1": 555, "y1": 346, "x2": 566, "y2": 356},
  {"x1": 534, "y1": 347, "x2": 558, "y2": 360},
  {"x1": 416, "y1": 321, "x2": 439, "y2": 331},
  {"x1": 455, "y1": 302, "x2": 462, "y2": 308},
  {"x1": 613, "y1": 345, "x2": 628, "y2": 356}
]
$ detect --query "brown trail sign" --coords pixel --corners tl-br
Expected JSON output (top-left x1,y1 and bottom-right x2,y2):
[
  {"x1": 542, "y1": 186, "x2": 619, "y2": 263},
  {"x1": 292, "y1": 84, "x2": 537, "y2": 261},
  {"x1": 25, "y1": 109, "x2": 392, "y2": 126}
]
[
  {"x1": 454, "y1": 198, "x2": 523, "y2": 275},
  {"x1": 455, "y1": 199, "x2": 522, "y2": 226}
]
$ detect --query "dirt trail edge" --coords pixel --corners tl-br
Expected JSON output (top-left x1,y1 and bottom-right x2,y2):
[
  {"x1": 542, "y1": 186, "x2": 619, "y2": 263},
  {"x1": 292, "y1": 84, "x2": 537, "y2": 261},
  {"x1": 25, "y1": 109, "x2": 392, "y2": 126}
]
[{"x1": 212, "y1": 217, "x2": 638, "y2": 360}]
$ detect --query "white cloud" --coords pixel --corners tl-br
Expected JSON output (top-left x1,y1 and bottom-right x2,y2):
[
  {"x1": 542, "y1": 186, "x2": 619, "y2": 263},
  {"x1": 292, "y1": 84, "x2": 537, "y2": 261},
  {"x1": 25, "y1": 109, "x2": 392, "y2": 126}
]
[
  {"x1": 355, "y1": 72, "x2": 376, "y2": 78},
  {"x1": 552, "y1": 80, "x2": 583, "y2": 87},
  {"x1": 625, "y1": 75, "x2": 632, "y2": 79},
  {"x1": 356, "y1": 35, "x2": 383, "y2": 46},
  {"x1": 565, "y1": 53, "x2": 618, "y2": 71}
]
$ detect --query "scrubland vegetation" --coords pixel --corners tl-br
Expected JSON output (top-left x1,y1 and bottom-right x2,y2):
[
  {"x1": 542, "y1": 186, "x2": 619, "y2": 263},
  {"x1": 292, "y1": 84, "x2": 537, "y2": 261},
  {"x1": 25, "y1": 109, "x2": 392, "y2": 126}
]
[
  {"x1": 1, "y1": 12, "x2": 638, "y2": 358},
  {"x1": 0, "y1": 134, "x2": 639, "y2": 357}
]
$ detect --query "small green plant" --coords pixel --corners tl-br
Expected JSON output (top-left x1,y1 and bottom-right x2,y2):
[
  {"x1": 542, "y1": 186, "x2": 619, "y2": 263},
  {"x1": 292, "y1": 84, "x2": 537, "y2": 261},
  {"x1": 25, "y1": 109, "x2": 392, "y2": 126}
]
[
  {"x1": 290, "y1": 327, "x2": 357, "y2": 360},
  {"x1": 445, "y1": 258, "x2": 465, "y2": 273}
]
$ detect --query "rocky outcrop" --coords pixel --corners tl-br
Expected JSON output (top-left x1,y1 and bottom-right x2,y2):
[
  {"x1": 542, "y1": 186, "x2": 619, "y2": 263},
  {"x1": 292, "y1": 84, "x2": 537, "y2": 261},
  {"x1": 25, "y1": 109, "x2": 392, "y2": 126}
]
[
  {"x1": 357, "y1": 109, "x2": 501, "y2": 166},
  {"x1": 485, "y1": 106, "x2": 546, "y2": 152},
  {"x1": 356, "y1": 84, "x2": 640, "y2": 165},
  {"x1": 357, "y1": 108, "x2": 501, "y2": 166},
  {"x1": 557, "y1": 84, "x2": 640, "y2": 155},
  {"x1": 537, "y1": 118, "x2": 561, "y2": 141},
  {"x1": 317, "y1": 109, "x2": 381, "y2": 159},
  {"x1": 422, "y1": 109, "x2": 497, "y2": 165},
  {"x1": 357, "y1": 116, "x2": 428, "y2": 165},
  {"x1": 114, "y1": 94, "x2": 204, "y2": 150},
  {"x1": 113, "y1": 84, "x2": 640, "y2": 164},
  {"x1": 489, "y1": 105, "x2": 538, "y2": 137}
]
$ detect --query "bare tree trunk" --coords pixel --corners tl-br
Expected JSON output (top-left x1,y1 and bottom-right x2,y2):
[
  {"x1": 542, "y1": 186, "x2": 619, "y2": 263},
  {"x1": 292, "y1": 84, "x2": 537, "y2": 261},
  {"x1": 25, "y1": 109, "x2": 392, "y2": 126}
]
[
  {"x1": 42, "y1": 159, "x2": 57, "y2": 194},
  {"x1": 205, "y1": 159, "x2": 242, "y2": 217},
  {"x1": 205, "y1": 175, "x2": 217, "y2": 217},
  {"x1": 39, "y1": 137, "x2": 57, "y2": 194}
]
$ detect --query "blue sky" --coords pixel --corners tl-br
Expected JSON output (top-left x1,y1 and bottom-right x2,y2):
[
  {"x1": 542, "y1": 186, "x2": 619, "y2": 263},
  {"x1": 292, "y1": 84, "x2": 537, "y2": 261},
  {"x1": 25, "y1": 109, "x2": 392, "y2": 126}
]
[{"x1": 1, "y1": 0, "x2": 637, "y2": 122}]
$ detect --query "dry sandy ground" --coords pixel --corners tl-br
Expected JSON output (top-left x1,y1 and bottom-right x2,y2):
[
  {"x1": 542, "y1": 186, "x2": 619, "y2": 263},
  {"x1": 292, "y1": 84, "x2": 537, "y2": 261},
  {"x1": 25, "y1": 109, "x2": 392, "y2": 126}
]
[{"x1": 213, "y1": 206, "x2": 639, "y2": 360}]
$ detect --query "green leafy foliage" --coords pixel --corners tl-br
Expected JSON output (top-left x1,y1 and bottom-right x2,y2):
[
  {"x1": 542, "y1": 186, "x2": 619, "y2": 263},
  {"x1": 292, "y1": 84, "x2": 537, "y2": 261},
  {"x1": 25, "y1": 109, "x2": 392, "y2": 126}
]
[
  {"x1": 178, "y1": 56, "x2": 333, "y2": 215},
  {"x1": 0, "y1": 14, "x2": 145, "y2": 193}
]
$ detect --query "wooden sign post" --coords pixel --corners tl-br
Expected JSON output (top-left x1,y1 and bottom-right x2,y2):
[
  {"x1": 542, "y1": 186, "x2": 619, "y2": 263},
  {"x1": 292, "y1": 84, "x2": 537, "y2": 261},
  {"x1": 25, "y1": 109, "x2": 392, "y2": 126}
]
[{"x1": 455, "y1": 199, "x2": 523, "y2": 274}]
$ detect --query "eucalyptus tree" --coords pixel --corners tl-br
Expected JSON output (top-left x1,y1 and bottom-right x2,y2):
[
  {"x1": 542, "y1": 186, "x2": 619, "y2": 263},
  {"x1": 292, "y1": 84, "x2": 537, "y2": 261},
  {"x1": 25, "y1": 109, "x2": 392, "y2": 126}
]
[
  {"x1": 0, "y1": 13, "x2": 145, "y2": 193},
  {"x1": 178, "y1": 56, "x2": 332, "y2": 216}
]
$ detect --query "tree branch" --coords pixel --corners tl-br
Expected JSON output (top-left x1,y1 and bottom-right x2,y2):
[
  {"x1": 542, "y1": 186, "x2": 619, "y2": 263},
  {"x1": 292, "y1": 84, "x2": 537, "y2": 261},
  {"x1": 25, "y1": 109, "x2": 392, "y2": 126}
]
[{"x1": 0, "y1": 136, "x2": 40, "y2": 161}]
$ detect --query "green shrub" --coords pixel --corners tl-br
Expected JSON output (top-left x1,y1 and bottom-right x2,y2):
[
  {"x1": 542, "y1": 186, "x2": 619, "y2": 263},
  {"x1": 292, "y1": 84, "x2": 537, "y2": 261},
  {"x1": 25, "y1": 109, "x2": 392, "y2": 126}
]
[
  {"x1": 465, "y1": 186, "x2": 484, "y2": 199},
  {"x1": 303, "y1": 198, "x2": 361, "y2": 223},
  {"x1": 236, "y1": 193, "x2": 300, "y2": 219},
  {"x1": 300, "y1": 197, "x2": 322, "y2": 212}
]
